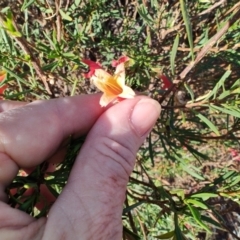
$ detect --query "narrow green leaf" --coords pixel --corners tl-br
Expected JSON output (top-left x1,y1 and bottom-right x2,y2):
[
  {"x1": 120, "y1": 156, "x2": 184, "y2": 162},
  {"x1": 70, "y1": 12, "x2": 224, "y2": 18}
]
[
  {"x1": 21, "y1": 0, "x2": 36, "y2": 11},
  {"x1": 180, "y1": 0, "x2": 194, "y2": 60},
  {"x1": 184, "y1": 83, "x2": 194, "y2": 101},
  {"x1": 2, "y1": 11, "x2": 22, "y2": 37},
  {"x1": 186, "y1": 199, "x2": 208, "y2": 209},
  {"x1": 226, "y1": 175, "x2": 240, "y2": 189},
  {"x1": 45, "y1": 184, "x2": 60, "y2": 198},
  {"x1": 194, "y1": 111, "x2": 220, "y2": 136},
  {"x1": 122, "y1": 201, "x2": 144, "y2": 214},
  {"x1": 210, "y1": 104, "x2": 240, "y2": 118},
  {"x1": 191, "y1": 193, "x2": 218, "y2": 200},
  {"x1": 213, "y1": 171, "x2": 237, "y2": 185},
  {"x1": 59, "y1": 9, "x2": 73, "y2": 21},
  {"x1": 19, "y1": 195, "x2": 36, "y2": 212},
  {"x1": 170, "y1": 34, "x2": 179, "y2": 75},
  {"x1": 187, "y1": 204, "x2": 211, "y2": 232},
  {"x1": 137, "y1": 4, "x2": 154, "y2": 26},
  {"x1": 174, "y1": 224, "x2": 184, "y2": 240},
  {"x1": 180, "y1": 164, "x2": 205, "y2": 180},
  {"x1": 201, "y1": 215, "x2": 222, "y2": 229},
  {"x1": 205, "y1": 70, "x2": 231, "y2": 100},
  {"x1": 218, "y1": 90, "x2": 231, "y2": 100},
  {"x1": 154, "y1": 230, "x2": 175, "y2": 239},
  {"x1": 148, "y1": 131, "x2": 155, "y2": 167},
  {"x1": 70, "y1": 78, "x2": 79, "y2": 96}
]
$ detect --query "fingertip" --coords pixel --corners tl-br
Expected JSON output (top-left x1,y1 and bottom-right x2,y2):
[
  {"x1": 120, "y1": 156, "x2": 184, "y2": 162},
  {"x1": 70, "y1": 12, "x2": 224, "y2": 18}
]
[{"x1": 130, "y1": 98, "x2": 161, "y2": 137}]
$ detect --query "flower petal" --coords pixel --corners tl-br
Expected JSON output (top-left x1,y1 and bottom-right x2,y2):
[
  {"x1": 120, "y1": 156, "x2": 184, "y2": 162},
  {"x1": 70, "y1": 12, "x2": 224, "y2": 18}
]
[
  {"x1": 118, "y1": 85, "x2": 135, "y2": 98},
  {"x1": 0, "y1": 71, "x2": 6, "y2": 82},
  {"x1": 160, "y1": 75, "x2": 172, "y2": 89},
  {"x1": 111, "y1": 56, "x2": 130, "y2": 67},
  {"x1": 82, "y1": 59, "x2": 102, "y2": 78},
  {"x1": 0, "y1": 71, "x2": 7, "y2": 99},
  {"x1": 99, "y1": 93, "x2": 117, "y2": 107},
  {"x1": 114, "y1": 63, "x2": 126, "y2": 87},
  {"x1": 92, "y1": 69, "x2": 121, "y2": 94}
]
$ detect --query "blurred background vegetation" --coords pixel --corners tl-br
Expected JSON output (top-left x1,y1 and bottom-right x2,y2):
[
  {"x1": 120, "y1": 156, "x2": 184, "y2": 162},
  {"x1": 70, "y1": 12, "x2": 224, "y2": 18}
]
[{"x1": 1, "y1": 0, "x2": 240, "y2": 239}]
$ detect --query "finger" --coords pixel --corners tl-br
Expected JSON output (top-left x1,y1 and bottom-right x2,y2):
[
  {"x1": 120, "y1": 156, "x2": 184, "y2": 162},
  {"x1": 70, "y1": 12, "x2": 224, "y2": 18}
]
[
  {"x1": 0, "y1": 100, "x2": 28, "y2": 113},
  {"x1": 43, "y1": 96, "x2": 161, "y2": 239},
  {"x1": 0, "y1": 94, "x2": 103, "y2": 167},
  {"x1": 0, "y1": 94, "x2": 104, "y2": 200}
]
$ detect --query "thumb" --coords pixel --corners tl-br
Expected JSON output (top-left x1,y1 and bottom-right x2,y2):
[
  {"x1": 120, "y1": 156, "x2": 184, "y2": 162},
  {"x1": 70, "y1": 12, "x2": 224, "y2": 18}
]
[
  {"x1": 44, "y1": 96, "x2": 160, "y2": 239},
  {"x1": 71, "y1": 96, "x2": 161, "y2": 187}
]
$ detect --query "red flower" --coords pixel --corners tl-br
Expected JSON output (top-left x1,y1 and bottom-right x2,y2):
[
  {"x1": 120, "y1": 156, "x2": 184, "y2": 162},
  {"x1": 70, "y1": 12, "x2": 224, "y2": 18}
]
[
  {"x1": 111, "y1": 56, "x2": 129, "y2": 67},
  {"x1": 160, "y1": 74, "x2": 173, "y2": 90},
  {"x1": 0, "y1": 71, "x2": 7, "y2": 99},
  {"x1": 83, "y1": 56, "x2": 135, "y2": 107},
  {"x1": 82, "y1": 59, "x2": 102, "y2": 78}
]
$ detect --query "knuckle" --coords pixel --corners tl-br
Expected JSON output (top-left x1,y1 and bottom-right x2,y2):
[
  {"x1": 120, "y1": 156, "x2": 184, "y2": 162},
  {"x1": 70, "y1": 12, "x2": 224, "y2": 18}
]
[{"x1": 93, "y1": 136, "x2": 136, "y2": 177}]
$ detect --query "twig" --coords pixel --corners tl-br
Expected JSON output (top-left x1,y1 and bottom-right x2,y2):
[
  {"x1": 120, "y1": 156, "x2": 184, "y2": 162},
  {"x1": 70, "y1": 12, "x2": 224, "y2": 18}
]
[
  {"x1": 178, "y1": 5, "x2": 240, "y2": 81},
  {"x1": 188, "y1": 135, "x2": 240, "y2": 141},
  {"x1": 159, "y1": 3, "x2": 240, "y2": 104},
  {"x1": 198, "y1": 0, "x2": 226, "y2": 16},
  {"x1": 55, "y1": 0, "x2": 62, "y2": 42},
  {"x1": 0, "y1": 12, "x2": 52, "y2": 95}
]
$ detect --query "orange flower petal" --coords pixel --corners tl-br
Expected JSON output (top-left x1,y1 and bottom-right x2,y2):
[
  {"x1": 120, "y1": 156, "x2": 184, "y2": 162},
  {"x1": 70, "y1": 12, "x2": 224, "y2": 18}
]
[
  {"x1": 85, "y1": 57, "x2": 135, "y2": 107},
  {"x1": 99, "y1": 93, "x2": 117, "y2": 107},
  {"x1": 0, "y1": 71, "x2": 6, "y2": 82}
]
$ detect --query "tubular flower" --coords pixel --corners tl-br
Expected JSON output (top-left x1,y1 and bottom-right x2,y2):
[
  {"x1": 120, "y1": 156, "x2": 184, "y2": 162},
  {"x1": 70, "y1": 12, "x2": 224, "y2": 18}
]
[
  {"x1": 83, "y1": 57, "x2": 135, "y2": 107},
  {"x1": 160, "y1": 74, "x2": 173, "y2": 90},
  {"x1": 0, "y1": 71, "x2": 7, "y2": 99}
]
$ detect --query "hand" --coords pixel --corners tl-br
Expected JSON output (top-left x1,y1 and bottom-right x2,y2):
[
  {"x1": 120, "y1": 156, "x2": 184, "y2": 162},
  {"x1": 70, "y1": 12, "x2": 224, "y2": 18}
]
[{"x1": 0, "y1": 94, "x2": 160, "y2": 240}]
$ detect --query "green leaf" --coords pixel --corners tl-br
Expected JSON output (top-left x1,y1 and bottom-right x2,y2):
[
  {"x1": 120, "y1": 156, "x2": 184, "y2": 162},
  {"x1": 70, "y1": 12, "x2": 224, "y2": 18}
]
[
  {"x1": 123, "y1": 201, "x2": 144, "y2": 214},
  {"x1": 45, "y1": 184, "x2": 60, "y2": 198},
  {"x1": 218, "y1": 90, "x2": 231, "y2": 100},
  {"x1": 210, "y1": 104, "x2": 240, "y2": 118},
  {"x1": 154, "y1": 230, "x2": 175, "y2": 239},
  {"x1": 194, "y1": 111, "x2": 220, "y2": 136},
  {"x1": 180, "y1": 0, "x2": 194, "y2": 60},
  {"x1": 205, "y1": 69, "x2": 231, "y2": 100},
  {"x1": 201, "y1": 215, "x2": 222, "y2": 229},
  {"x1": 186, "y1": 204, "x2": 211, "y2": 232},
  {"x1": 191, "y1": 193, "x2": 218, "y2": 201},
  {"x1": 226, "y1": 175, "x2": 240, "y2": 189},
  {"x1": 59, "y1": 9, "x2": 73, "y2": 21},
  {"x1": 170, "y1": 34, "x2": 179, "y2": 75},
  {"x1": 180, "y1": 164, "x2": 205, "y2": 180},
  {"x1": 185, "y1": 199, "x2": 208, "y2": 209},
  {"x1": 21, "y1": 0, "x2": 36, "y2": 11},
  {"x1": 137, "y1": 4, "x2": 154, "y2": 26},
  {"x1": 184, "y1": 83, "x2": 194, "y2": 101},
  {"x1": 174, "y1": 224, "x2": 184, "y2": 240},
  {"x1": 2, "y1": 11, "x2": 22, "y2": 37}
]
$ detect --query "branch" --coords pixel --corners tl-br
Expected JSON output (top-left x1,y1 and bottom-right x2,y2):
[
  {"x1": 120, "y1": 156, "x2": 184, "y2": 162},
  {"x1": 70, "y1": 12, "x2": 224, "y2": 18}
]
[{"x1": 178, "y1": 5, "x2": 240, "y2": 80}]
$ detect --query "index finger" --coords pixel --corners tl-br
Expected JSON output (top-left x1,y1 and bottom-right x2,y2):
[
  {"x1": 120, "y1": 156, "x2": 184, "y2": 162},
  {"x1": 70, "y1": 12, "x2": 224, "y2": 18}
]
[{"x1": 0, "y1": 94, "x2": 103, "y2": 168}]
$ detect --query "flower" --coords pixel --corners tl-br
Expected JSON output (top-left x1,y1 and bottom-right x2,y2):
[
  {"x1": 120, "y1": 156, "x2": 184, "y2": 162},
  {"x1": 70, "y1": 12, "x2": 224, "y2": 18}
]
[
  {"x1": 160, "y1": 74, "x2": 173, "y2": 90},
  {"x1": 0, "y1": 71, "x2": 7, "y2": 99},
  {"x1": 83, "y1": 56, "x2": 135, "y2": 107},
  {"x1": 111, "y1": 56, "x2": 130, "y2": 67},
  {"x1": 82, "y1": 59, "x2": 102, "y2": 78},
  {"x1": 152, "y1": 68, "x2": 173, "y2": 90}
]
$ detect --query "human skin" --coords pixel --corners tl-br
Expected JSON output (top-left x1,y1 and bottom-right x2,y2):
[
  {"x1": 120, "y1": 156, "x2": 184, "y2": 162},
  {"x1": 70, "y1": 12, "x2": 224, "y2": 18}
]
[{"x1": 0, "y1": 94, "x2": 160, "y2": 240}]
